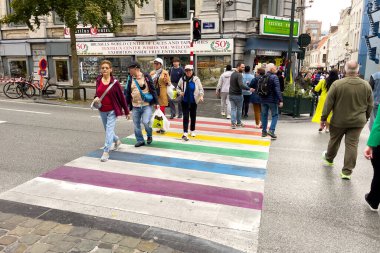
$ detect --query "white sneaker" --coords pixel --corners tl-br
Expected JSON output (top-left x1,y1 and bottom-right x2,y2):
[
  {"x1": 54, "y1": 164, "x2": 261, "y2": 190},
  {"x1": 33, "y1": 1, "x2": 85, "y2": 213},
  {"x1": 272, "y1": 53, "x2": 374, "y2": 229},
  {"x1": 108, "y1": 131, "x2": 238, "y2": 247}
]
[
  {"x1": 100, "y1": 152, "x2": 109, "y2": 162},
  {"x1": 182, "y1": 133, "x2": 189, "y2": 141},
  {"x1": 221, "y1": 112, "x2": 226, "y2": 116},
  {"x1": 191, "y1": 131, "x2": 196, "y2": 137},
  {"x1": 226, "y1": 115, "x2": 231, "y2": 119}
]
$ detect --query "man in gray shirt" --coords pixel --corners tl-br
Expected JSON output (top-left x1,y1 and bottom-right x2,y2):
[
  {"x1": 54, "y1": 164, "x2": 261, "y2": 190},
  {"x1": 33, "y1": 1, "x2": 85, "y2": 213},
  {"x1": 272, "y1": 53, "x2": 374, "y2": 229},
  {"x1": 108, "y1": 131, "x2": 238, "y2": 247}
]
[{"x1": 229, "y1": 62, "x2": 253, "y2": 129}]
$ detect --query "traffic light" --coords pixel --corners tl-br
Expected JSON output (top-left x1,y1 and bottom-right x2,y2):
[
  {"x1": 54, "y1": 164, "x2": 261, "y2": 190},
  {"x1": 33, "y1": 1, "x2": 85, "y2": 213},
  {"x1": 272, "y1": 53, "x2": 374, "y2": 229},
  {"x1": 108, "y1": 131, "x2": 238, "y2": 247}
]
[
  {"x1": 193, "y1": 18, "x2": 202, "y2": 41},
  {"x1": 297, "y1": 48, "x2": 306, "y2": 60}
]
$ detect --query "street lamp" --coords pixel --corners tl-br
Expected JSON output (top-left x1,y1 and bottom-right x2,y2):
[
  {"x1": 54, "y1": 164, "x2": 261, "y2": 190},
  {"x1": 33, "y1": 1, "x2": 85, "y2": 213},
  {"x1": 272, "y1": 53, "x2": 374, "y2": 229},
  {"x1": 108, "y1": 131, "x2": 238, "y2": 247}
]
[{"x1": 296, "y1": 0, "x2": 314, "y2": 12}]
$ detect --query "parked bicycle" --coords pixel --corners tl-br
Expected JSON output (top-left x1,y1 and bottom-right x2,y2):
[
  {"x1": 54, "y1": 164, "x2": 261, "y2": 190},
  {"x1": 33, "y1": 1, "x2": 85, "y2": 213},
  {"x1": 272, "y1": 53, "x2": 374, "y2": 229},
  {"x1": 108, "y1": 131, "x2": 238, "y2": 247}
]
[{"x1": 3, "y1": 75, "x2": 63, "y2": 99}]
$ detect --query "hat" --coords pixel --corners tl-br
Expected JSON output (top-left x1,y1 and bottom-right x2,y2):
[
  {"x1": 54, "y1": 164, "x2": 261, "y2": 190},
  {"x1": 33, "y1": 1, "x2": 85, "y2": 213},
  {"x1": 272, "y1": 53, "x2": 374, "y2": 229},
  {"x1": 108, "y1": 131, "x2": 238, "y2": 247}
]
[
  {"x1": 127, "y1": 61, "x2": 141, "y2": 69},
  {"x1": 153, "y1": 58, "x2": 163, "y2": 65},
  {"x1": 184, "y1": 65, "x2": 194, "y2": 70}
]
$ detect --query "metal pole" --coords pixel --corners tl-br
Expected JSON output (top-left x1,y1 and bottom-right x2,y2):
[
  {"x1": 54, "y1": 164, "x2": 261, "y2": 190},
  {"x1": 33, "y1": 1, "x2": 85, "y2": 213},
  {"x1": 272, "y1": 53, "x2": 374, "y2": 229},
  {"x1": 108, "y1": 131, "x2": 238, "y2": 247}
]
[
  {"x1": 286, "y1": 0, "x2": 296, "y2": 82},
  {"x1": 189, "y1": 10, "x2": 194, "y2": 66}
]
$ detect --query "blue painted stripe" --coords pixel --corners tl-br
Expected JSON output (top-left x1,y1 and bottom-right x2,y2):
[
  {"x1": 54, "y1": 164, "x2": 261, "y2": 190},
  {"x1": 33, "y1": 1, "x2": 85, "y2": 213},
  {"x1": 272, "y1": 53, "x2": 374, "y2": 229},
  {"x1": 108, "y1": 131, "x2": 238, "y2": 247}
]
[{"x1": 87, "y1": 150, "x2": 266, "y2": 179}]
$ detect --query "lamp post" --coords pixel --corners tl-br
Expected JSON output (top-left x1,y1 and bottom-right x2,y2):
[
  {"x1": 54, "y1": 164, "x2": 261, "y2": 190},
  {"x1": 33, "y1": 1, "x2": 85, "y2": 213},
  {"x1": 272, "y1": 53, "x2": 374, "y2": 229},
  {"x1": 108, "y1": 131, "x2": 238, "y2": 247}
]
[{"x1": 216, "y1": 0, "x2": 234, "y2": 38}]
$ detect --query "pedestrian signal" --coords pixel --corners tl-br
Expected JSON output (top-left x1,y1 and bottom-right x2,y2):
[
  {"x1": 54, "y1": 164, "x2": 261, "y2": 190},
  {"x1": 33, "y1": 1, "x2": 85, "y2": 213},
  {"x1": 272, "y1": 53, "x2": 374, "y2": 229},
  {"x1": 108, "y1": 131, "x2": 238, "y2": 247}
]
[
  {"x1": 193, "y1": 18, "x2": 202, "y2": 41},
  {"x1": 297, "y1": 48, "x2": 306, "y2": 60}
]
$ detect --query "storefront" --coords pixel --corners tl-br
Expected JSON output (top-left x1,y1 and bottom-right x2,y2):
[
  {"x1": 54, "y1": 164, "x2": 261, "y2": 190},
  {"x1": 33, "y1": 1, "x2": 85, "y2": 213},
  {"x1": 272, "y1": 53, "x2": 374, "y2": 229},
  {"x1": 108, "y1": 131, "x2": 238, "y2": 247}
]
[{"x1": 0, "y1": 43, "x2": 32, "y2": 78}]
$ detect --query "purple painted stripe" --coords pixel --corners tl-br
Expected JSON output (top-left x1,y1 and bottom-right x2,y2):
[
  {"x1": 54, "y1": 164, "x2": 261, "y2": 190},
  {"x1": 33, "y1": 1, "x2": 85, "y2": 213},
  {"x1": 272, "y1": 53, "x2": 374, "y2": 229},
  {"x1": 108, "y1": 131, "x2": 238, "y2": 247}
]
[{"x1": 41, "y1": 166, "x2": 263, "y2": 210}]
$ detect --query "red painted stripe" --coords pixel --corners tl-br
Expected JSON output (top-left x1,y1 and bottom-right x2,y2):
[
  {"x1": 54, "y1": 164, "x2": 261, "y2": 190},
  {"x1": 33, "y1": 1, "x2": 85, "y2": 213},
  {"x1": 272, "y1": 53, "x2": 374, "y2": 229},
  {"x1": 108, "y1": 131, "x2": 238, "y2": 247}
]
[
  {"x1": 170, "y1": 124, "x2": 261, "y2": 136},
  {"x1": 41, "y1": 166, "x2": 263, "y2": 210}
]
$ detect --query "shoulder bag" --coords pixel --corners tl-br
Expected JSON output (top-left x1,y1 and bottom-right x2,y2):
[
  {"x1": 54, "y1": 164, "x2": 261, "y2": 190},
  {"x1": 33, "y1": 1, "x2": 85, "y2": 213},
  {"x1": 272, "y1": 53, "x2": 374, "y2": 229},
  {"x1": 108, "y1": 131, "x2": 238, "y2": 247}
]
[
  {"x1": 134, "y1": 78, "x2": 153, "y2": 103},
  {"x1": 91, "y1": 79, "x2": 117, "y2": 110}
]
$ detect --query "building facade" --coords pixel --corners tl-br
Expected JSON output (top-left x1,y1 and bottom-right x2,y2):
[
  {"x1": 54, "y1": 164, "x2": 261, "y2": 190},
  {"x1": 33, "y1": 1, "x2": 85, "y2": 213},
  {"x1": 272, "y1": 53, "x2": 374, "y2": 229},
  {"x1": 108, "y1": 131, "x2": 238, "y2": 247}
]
[
  {"x1": 0, "y1": 0, "x2": 305, "y2": 87},
  {"x1": 304, "y1": 20, "x2": 322, "y2": 42}
]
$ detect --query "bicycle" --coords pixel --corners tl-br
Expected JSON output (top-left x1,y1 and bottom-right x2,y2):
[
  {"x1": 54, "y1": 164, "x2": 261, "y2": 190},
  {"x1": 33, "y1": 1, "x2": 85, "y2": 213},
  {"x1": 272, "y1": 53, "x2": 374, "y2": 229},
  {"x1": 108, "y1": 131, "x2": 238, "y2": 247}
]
[{"x1": 29, "y1": 77, "x2": 63, "y2": 99}]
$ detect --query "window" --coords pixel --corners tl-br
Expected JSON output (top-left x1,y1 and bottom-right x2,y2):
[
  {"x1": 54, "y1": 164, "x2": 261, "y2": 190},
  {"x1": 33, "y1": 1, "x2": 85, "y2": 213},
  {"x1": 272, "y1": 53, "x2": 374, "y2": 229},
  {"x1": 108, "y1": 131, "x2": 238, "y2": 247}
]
[
  {"x1": 55, "y1": 60, "x2": 69, "y2": 82},
  {"x1": 164, "y1": 0, "x2": 195, "y2": 20},
  {"x1": 6, "y1": 0, "x2": 25, "y2": 26},
  {"x1": 122, "y1": 5, "x2": 135, "y2": 23},
  {"x1": 252, "y1": 0, "x2": 278, "y2": 18},
  {"x1": 53, "y1": 12, "x2": 64, "y2": 25},
  {"x1": 197, "y1": 55, "x2": 232, "y2": 87},
  {"x1": 9, "y1": 60, "x2": 27, "y2": 77}
]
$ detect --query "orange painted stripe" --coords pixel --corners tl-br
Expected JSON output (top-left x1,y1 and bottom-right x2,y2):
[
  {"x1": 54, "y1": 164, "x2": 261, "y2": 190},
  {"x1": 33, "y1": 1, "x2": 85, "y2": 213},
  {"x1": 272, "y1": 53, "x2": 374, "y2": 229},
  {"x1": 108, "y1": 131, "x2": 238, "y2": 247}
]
[{"x1": 170, "y1": 124, "x2": 262, "y2": 136}]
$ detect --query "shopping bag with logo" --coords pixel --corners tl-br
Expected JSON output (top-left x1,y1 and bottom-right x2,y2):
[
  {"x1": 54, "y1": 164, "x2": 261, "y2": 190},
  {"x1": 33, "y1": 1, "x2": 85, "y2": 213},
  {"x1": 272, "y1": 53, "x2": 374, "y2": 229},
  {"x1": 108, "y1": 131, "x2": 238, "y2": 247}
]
[{"x1": 151, "y1": 108, "x2": 170, "y2": 131}]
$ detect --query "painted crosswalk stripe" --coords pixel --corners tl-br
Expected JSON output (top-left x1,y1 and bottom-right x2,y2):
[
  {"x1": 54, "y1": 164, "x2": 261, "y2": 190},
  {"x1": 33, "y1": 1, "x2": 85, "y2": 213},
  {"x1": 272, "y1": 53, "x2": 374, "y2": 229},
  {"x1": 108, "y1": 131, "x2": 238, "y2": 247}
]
[
  {"x1": 87, "y1": 150, "x2": 266, "y2": 179},
  {"x1": 122, "y1": 137, "x2": 269, "y2": 160},
  {"x1": 0, "y1": 121, "x2": 6, "y2": 124},
  {"x1": 41, "y1": 166, "x2": 263, "y2": 210}
]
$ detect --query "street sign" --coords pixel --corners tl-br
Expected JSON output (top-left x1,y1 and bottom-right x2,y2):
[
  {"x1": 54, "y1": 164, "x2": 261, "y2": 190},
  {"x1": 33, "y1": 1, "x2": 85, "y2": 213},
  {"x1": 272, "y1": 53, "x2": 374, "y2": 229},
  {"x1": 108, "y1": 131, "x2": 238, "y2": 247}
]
[
  {"x1": 260, "y1": 15, "x2": 300, "y2": 37},
  {"x1": 203, "y1": 22, "x2": 215, "y2": 29},
  {"x1": 298, "y1": 34, "x2": 311, "y2": 47},
  {"x1": 39, "y1": 58, "x2": 47, "y2": 70}
]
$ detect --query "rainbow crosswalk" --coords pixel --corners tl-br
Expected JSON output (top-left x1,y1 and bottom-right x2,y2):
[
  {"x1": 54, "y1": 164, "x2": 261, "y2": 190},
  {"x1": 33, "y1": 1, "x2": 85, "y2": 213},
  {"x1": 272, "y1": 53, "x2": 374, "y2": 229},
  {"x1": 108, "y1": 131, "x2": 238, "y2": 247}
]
[{"x1": 0, "y1": 116, "x2": 271, "y2": 253}]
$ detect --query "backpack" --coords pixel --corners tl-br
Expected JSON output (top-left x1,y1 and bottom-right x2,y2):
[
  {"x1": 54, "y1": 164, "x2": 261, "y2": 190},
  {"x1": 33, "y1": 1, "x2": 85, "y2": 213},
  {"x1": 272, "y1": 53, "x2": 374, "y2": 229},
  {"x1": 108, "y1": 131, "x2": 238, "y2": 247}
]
[{"x1": 257, "y1": 74, "x2": 271, "y2": 97}]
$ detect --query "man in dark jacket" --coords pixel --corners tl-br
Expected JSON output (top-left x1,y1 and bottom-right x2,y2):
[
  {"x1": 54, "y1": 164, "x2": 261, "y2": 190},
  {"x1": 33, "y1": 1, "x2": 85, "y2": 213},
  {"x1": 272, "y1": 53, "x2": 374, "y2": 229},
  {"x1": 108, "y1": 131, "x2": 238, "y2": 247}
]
[
  {"x1": 168, "y1": 57, "x2": 184, "y2": 119},
  {"x1": 259, "y1": 63, "x2": 283, "y2": 139},
  {"x1": 229, "y1": 62, "x2": 253, "y2": 129}
]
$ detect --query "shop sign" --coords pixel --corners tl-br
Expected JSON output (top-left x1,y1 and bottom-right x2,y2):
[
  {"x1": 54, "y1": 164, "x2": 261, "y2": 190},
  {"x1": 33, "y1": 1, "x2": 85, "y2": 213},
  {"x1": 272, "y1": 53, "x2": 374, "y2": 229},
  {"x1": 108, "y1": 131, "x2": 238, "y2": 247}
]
[
  {"x1": 260, "y1": 15, "x2": 300, "y2": 37},
  {"x1": 64, "y1": 25, "x2": 114, "y2": 38},
  {"x1": 76, "y1": 39, "x2": 234, "y2": 56},
  {"x1": 256, "y1": 50, "x2": 282, "y2": 56}
]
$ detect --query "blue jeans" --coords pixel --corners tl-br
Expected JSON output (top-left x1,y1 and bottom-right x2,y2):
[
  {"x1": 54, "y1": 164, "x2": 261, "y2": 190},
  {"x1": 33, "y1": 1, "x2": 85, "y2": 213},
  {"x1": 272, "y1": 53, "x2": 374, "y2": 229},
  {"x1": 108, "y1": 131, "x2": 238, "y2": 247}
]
[
  {"x1": 132, "y1": 106, "x2": 153, "y2": 143},
  {"x1": 261, "y1": 103, "x2": 279, "y2": 133},
  {"x1": 99, "y1": 110, "x2": 118, "y2": 152},
  {"x1": 229, "y1": 95, "x2": 243, "y2": 125}
]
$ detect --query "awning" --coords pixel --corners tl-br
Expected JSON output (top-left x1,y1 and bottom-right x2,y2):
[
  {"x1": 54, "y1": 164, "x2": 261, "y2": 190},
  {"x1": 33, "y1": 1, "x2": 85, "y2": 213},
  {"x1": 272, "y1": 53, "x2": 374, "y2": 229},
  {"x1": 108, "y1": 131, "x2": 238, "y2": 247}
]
[{"x1": 245, "y1": 37, "x2": 301, "y2": 53}]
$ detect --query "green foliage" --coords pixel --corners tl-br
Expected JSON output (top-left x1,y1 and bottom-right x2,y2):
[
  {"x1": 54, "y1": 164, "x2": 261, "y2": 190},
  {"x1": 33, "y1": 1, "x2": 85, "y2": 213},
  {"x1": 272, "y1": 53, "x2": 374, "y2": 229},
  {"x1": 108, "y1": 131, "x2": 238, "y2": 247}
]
[
  {"x1": 283, "y1": 77, "x2": 313, "y2": 98},
  {"x1": 1, "y1": 0, "x2": 149, "y2": 30}
]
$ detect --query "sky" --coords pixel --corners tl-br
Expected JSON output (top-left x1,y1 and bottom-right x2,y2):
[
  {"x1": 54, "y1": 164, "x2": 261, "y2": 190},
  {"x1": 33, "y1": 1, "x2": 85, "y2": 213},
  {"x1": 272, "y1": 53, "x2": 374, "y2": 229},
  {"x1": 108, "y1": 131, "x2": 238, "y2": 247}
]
[{"x1": 304, "y1": 0, "x2": 352, "y2": 32}]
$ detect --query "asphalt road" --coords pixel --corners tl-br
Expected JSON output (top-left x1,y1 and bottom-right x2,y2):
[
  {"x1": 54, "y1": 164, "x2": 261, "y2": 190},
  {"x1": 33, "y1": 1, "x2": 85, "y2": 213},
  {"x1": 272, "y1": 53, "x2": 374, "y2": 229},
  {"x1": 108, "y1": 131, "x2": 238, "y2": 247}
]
[{"x1": 0, "y1": 95, "x2": 379, "y2": 252}]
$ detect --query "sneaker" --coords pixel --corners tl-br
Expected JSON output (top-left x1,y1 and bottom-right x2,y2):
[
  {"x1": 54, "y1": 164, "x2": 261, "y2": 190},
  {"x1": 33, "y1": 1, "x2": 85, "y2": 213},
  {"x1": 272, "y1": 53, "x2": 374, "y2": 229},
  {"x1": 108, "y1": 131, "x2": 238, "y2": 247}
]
[
  {"x1": 100, "y1": 152, "x2": 109, "y2": 162},
  {"x1": 231, "y1": 124, "x2": 237, "y2": 129},
  {"x1": 237, "y1": 122, "x2": 245, "y2": 128},
  {"x1": 318, "y1": 128, "x2": 323, "y2": 132},
  {"x1": 170, "y1": 115, "x2": 175, "y2": 119},
  {"x1": 147, "y1": 136, "x2": 153, "y2": 144},
  {"x1": 365, "y1": 194, "x2": 379, "y2": 211},
  {"x1": 322, "y1": 151, "x2": 334, "y2": 166},
  {"x1": 221, "y1": 112, "x2": 226, "y2": 116},
  {"x1": 340, "y1": 172, "x2": 351, "y2": 180},
  {"x1": 325, "y1": 129, "x2": 330, "y2": 133},
  {"x1": 226, "y1": 115, "x2": 231, "y2": 119},
  {"x1": 262, "y1": 132, "x2": 268, "y2": 137},
  {"x1": 134, "y1": 141, "x2": 145, "y2": 147},
  {"x1": 182, "y1": 133, "x2": 189, "y2": 141},
  {"x1": 114, "y1": 139, "x2": 122, "y2": 151},
  {"x1": 178, "y1": 115, "x2": 183, "y2": 119},
  {"x1": 191, "y1": 131, "x2": 196, "y2": 137},
  {"x1": 267, "y1": 131, "x2": 277, "y2": 139}
]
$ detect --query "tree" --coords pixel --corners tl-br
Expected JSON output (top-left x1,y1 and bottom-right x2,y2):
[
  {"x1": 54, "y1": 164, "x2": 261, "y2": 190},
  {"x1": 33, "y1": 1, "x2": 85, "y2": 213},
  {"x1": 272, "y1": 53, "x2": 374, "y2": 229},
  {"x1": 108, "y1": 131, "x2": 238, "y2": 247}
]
[{"x1": 1, "y1": 0, "x2": 149, "y2": 100}]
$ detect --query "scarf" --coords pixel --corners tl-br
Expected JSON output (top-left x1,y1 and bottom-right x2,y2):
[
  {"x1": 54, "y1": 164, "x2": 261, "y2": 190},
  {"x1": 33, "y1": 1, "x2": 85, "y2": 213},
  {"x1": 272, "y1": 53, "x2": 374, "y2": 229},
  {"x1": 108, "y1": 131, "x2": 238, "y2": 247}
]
[{"x1": 153, "y1": 68, "x2": 162, "y2": 85}]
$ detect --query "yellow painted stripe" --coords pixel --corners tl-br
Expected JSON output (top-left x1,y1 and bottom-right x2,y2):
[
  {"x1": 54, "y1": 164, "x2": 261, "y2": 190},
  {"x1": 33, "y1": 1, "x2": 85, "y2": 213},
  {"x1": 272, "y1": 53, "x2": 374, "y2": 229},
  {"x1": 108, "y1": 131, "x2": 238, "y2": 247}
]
[{"x1": 150, "y1": 131, "x2": 271, "y2": 146}]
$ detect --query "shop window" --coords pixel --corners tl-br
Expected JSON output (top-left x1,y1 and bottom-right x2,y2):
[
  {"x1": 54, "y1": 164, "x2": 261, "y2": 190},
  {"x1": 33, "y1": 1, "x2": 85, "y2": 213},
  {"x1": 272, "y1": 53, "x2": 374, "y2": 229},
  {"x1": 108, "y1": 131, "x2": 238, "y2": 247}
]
[
  {"x1": 197, "y1": 55, "x2": 232, "y2": 87},
  {"x1": 53, "y1": 12, "x2": 64, "y2": 25},
  {"x1": 136, "y1": 56, "x2": 155, "y2": 74},
  {"x1": 6, "y1": 0, "x2": 25, "y2": 26},
  {"x1": 9, "y1": 60, "x2": 27, "y2": 78},
  {"x1": 160, "y1": 55, "x2": 190, "y2": 70},
  {"x1": 164, "y1": 0, "x2": 195, "y2": 20},
  {"x1": 252, "y1": 0, "x2": 278, "y2": 18},
  {"x1": 55, "y1": 60, "x2": 69, "y2": 82}
]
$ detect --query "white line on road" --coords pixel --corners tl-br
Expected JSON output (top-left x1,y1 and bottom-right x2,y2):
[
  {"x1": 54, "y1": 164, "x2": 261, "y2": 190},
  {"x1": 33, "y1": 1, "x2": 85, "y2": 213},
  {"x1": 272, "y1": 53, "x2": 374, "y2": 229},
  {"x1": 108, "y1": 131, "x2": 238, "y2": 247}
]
[
  {"x1": 0, "y1": 107, "x2": 51, "y2": 115},
  {"x1": 0, "y1": 121, "x2": 6, "y2": 124},
  {"x1": 0, "y1": 99, "x2": 91, "y2": 110}
]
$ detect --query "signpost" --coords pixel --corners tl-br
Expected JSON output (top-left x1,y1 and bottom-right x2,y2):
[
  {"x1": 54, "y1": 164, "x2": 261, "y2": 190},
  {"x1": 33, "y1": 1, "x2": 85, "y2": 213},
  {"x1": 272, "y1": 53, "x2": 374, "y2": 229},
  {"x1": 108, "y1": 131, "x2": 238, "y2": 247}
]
[{"x1": 38, "y1": 59, "x2": 47, "y2": 98}]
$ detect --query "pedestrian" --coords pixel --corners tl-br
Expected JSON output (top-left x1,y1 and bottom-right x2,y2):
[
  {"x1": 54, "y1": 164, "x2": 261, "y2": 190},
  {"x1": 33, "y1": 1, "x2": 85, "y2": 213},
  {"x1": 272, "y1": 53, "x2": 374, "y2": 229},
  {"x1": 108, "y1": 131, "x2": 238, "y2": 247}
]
[
  {"x1": 259, "y1": 63, "x2": 283, "y2": 139},
  {"x1": 150, "y1": 58, "x2": 170, "y2": 133},
  {"x1": 311, "y1": 69, "x2": 339, "y2": 133},
  {"x1": 242, "y1": 65, "x2": 254, "y2": 118},
  {"x1": 177, "y1": 65, "x2": 204, "y2": 141},
  {"x1": 168, "y1": 57, "x2": 184, "y2": 119},
  {"x1": 249, "y1": 67, "x2": 265, "y2": 128},
  {"x1": 364, "y1": 108, "x2": 380, "y2": 211},
  {"x1": 277, "y1": 70, "x2": 285, "y2": 92},
  {"x1": 229, "y1": 62, "x2": 253, "y2": 129},
  {"x1": 321, "y1": 60, "x2": 373, "y2": 180},
  {"x1": 125, "y1": 61, "x2": 159, "y2": 147},
  {"x1": 93, "y1": 60, "x2": 130, "y2": 162},
  {"x1": 369, "y1": 71, "x2": 380, "y2": 130},
  {"x1": 216, "y1": 64, "x2": 233, "y2": 119}
]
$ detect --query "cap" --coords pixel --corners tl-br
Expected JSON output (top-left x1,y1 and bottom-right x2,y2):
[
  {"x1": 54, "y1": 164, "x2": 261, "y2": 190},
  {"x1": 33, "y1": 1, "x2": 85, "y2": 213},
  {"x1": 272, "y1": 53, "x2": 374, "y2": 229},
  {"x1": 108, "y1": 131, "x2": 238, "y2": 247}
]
[
  {"x1": 184, "y1": 65, "x2": 194, "y2": 70},
  {"x1": 153, "y1": 58, "x2": 164, "y2": 65},
  {"x1": 127, "y1": 61, "x2": 141, "y2": 69}
]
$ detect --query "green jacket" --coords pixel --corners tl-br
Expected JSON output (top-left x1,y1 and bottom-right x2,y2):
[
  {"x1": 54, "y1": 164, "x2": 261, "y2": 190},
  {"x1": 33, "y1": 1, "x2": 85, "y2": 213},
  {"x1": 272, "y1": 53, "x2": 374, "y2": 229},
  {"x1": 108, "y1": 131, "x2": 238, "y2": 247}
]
[
  {"x1": 321, "y1": 77, "x2": 373, "y2": 128},
  {"x1": 368, "y1": 108, "x2": 380, "y2": 147}
]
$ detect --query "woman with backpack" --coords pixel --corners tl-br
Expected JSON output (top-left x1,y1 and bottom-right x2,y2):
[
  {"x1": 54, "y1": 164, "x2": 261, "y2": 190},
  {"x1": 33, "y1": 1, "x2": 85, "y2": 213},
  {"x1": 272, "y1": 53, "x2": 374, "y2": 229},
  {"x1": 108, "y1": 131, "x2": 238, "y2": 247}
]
[
  {"x1": 249, "y1": 68, "x2": 265, "y2": 128},
  {"x1": 311, "y1": 69, "x2": 339, "y2": 133}
]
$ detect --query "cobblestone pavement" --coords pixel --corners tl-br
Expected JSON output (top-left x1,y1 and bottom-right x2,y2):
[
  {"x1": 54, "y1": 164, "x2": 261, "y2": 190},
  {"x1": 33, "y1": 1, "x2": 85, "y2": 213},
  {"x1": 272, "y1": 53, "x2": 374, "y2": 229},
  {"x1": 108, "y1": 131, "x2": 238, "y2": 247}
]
[{"x1": 0, "y1": 212, "x2": 182, "y2": 253}]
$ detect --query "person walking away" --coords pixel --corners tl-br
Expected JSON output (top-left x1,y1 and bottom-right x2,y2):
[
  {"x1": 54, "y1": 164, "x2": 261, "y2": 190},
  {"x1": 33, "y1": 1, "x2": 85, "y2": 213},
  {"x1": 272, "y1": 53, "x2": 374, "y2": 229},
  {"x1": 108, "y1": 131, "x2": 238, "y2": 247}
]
[
  {"x1": 364, "y1": 108, "x2": 380, "y2": 211},
  {"x1": 177, "y1": 65, "x2": 204, "y2": 141},
  {"x1": 216, "y1": 64, "x2": 233, "y2": 119},
  {"x1": 277, "y1": 70, "x2": 285, "y2": 92},
  {"x1": 249, "y1": 67, "x2": 265, "y2": 128},
  {"x1": 229, "y1": 62, "x2": 253, "y2": 129},
  {"x1": 125, "y1": 61, "x2": 159, "y2": 147},
  {"x1": 168, "y1": 57, "x2": 184, "y2": 119},
  {"x1": 369, "y1": 71, "x2": 380, "y2": 130},
  {"x1": 259, "y1": 63, "x2": 283, "y2": 139},
  {"x1": 150, "y1": 58, "x2": 170, "y2": 133},
  {"x1": 242, "y1": 65, "x2": 254, "y2": 118},
  {"x1": 312, "y1": 69, "x2": 339, "y2": 133},
  {"x1": 321, "y1": 60, "x2": 373, "y2": 180},
  {"x1": 93, "y1": 60, "x2": 130, "y2": 162}
]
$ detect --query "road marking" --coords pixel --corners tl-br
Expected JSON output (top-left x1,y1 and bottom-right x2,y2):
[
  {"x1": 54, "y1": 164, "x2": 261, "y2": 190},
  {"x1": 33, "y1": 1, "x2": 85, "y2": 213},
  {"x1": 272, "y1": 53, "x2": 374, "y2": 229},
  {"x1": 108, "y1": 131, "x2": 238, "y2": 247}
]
[
  {"x1": 0, "y1": 108, "x2": 51, "y2": 115},
  {"x1": 0, "y1": 121, "x2": 6, "y2": 124},
  {"x1": 0, "y1": 99, "x2": 90, "y2": 110}
]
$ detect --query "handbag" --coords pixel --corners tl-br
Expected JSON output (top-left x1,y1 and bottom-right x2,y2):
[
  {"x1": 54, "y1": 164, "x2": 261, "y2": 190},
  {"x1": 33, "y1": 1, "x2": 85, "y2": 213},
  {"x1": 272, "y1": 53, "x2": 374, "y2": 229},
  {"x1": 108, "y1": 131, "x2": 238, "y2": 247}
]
[
  {"x1": 134, "y1": 78, "x2": 153, "y2": 103},
  {"x1": 91, "y1": 79, "x2": 117, "y2": 110}
]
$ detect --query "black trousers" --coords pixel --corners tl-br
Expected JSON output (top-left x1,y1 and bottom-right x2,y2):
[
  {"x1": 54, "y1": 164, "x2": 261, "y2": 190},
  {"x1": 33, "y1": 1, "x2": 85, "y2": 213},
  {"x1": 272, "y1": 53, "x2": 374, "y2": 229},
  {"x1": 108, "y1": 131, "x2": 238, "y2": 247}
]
[
  {"x1": 182, "y1": 101, "x2": 197, "y2": 133},
  {"x1": 242, "y1": 95, "x2": 251, "y2": 116},
  {"x1": 368, "y1": 146, "x2": 380, "y2": 208}
]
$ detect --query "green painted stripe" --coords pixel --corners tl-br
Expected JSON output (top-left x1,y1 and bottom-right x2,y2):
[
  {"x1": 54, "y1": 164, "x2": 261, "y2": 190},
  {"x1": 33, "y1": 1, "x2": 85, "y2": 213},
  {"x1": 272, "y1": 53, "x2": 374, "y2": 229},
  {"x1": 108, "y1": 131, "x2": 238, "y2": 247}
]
[{"x1": 122, "y1": 138, "x2": 269, "y2": 160}]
